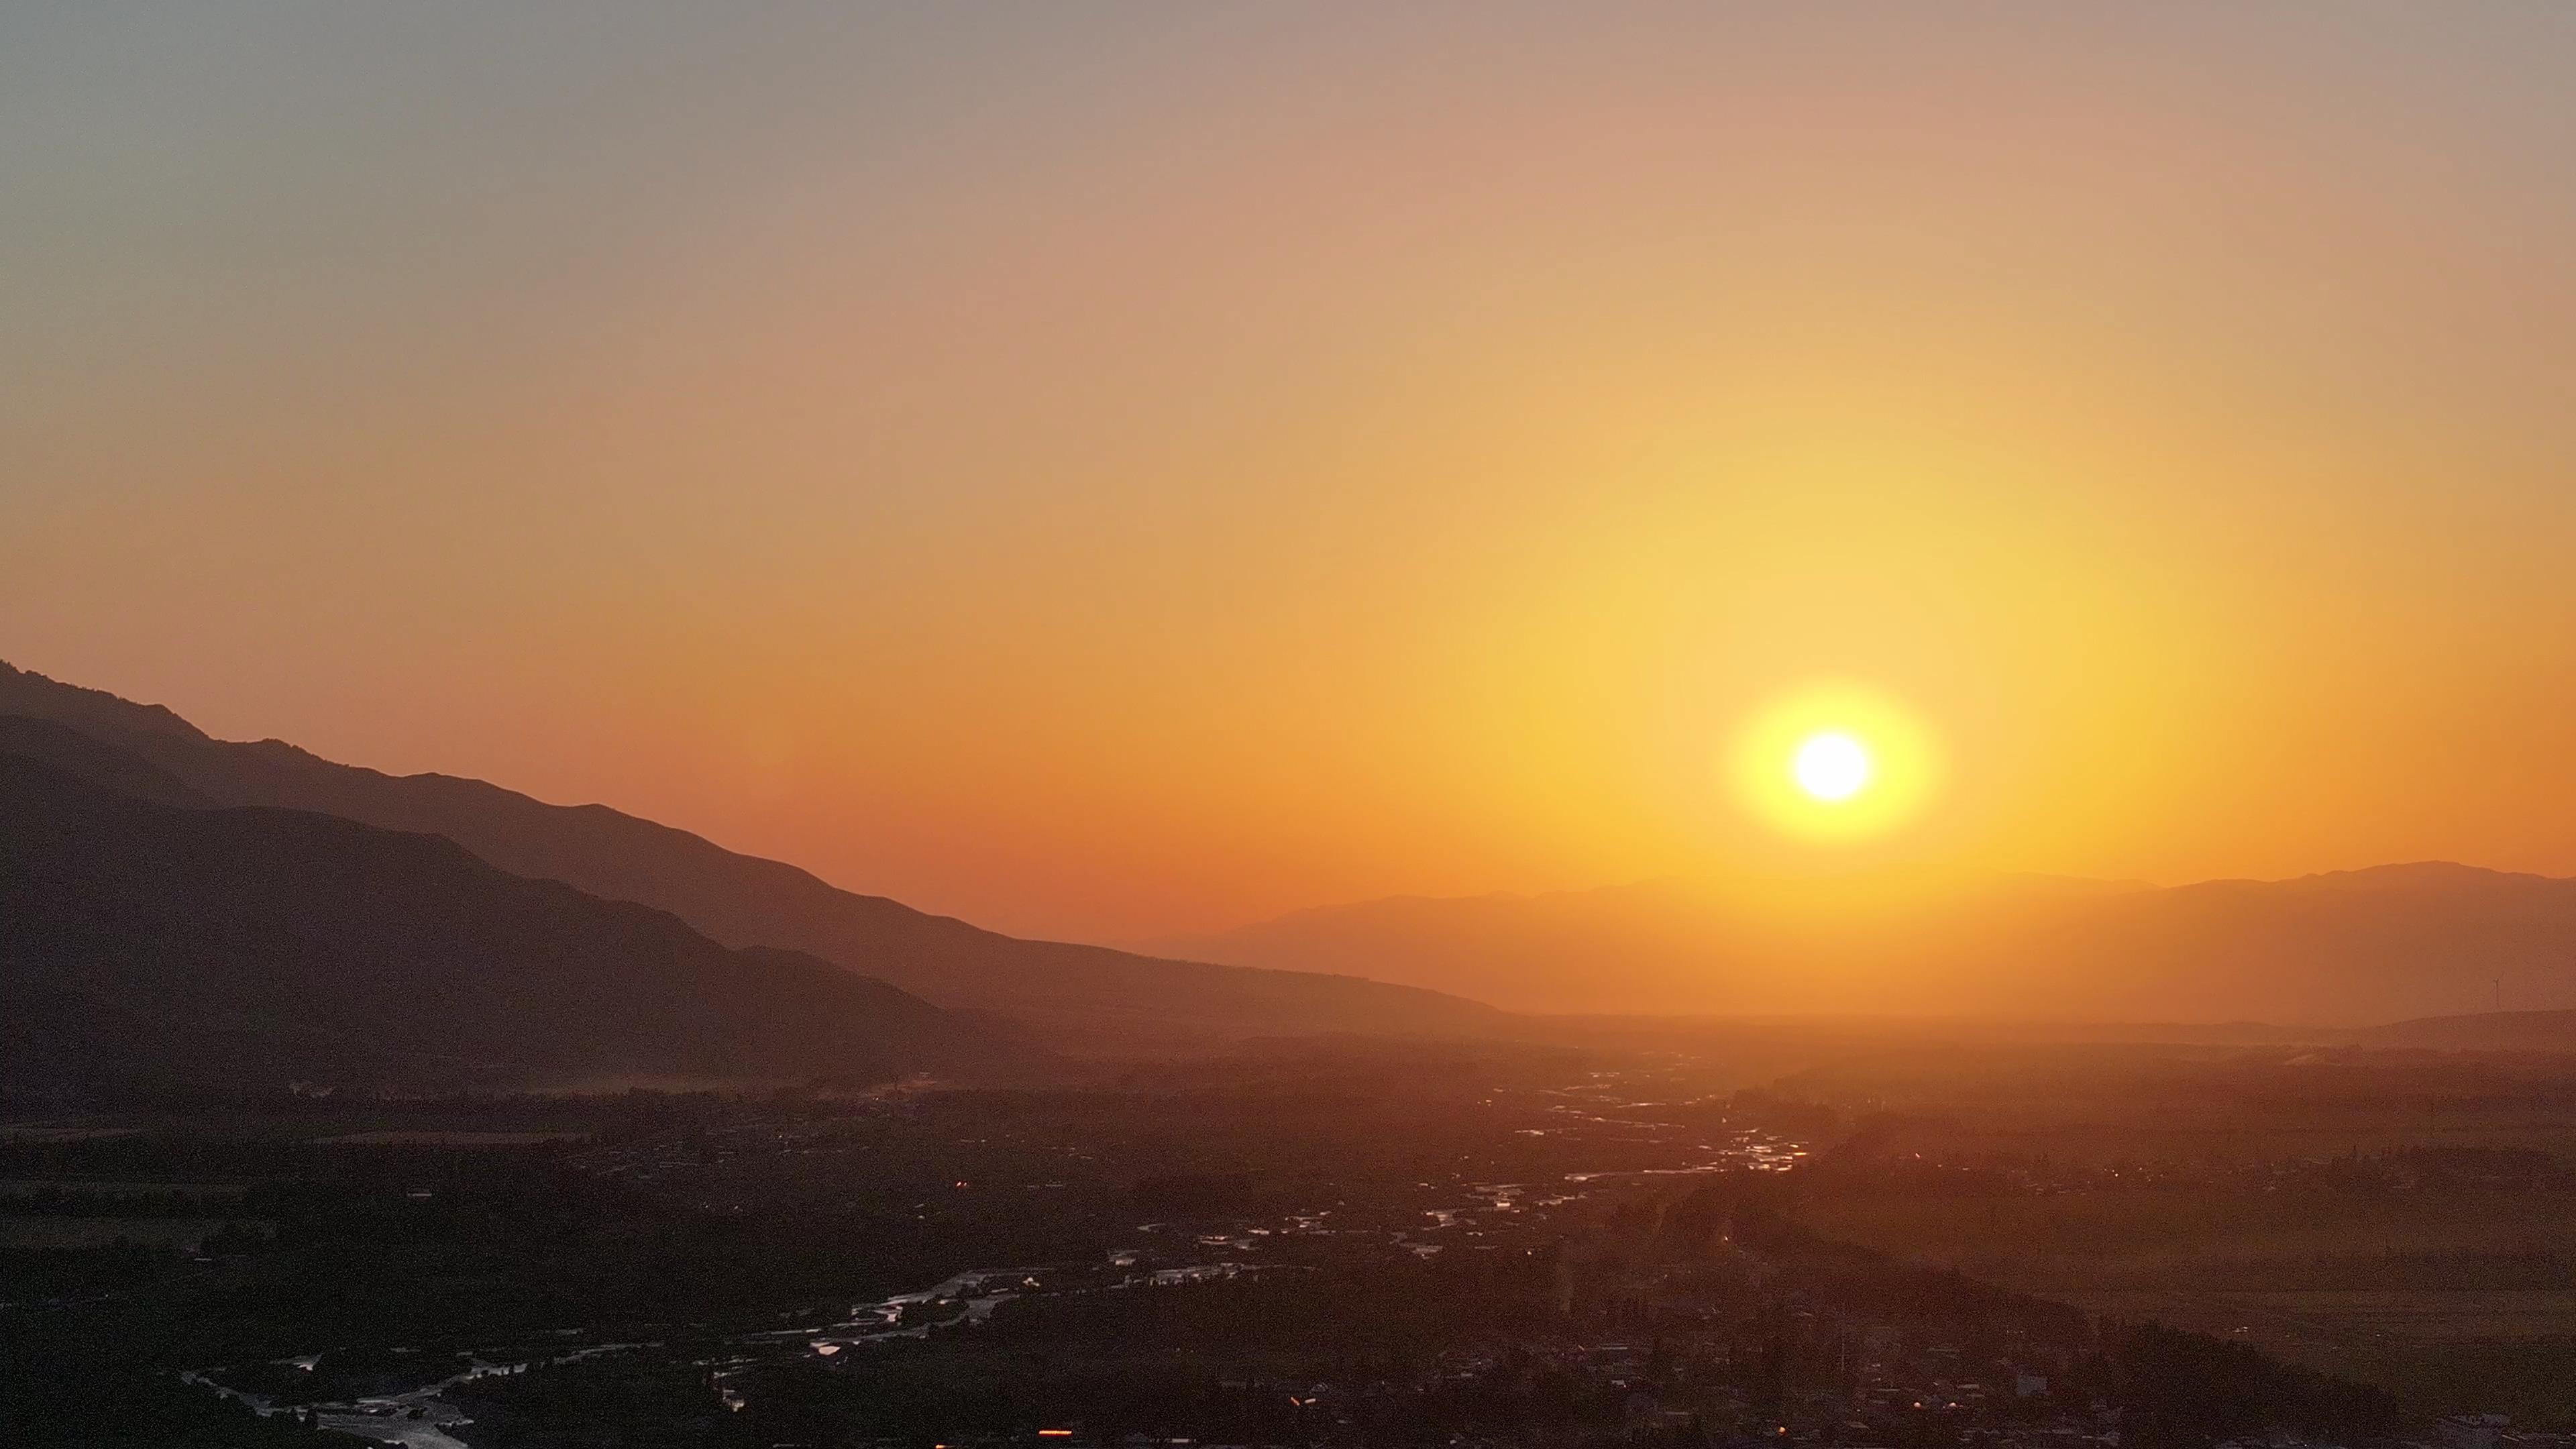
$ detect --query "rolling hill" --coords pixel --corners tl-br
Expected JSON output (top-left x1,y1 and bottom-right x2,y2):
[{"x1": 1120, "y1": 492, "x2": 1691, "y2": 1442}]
[{"x1": 2357, "y1": 1008, "x2": 2576, "y2": 1053}]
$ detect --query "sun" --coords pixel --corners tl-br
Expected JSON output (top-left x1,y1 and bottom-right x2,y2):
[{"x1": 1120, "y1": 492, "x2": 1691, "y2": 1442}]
[
  {"x1": 1726, "y1": 680, "x2": 1939, "y2": 841},
  {"x1": 1792, "y1": 731, "x2": 1871, "y2": 802}
]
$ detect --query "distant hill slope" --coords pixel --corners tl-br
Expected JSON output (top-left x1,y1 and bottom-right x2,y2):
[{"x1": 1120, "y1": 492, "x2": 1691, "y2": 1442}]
[
  {"x1": 1168, "y1": 865, "x2": 2576, "y2": 1026},
  {"x1": 0, "y1": 662, "x2": 1502, "y2": 1055},
  {"x1": 2356, "y1": 1008, "x2": 2576, "y2": 1053},
  {"x1": 0, "y1": 753, "x2": 1036, "y2": 1097}
]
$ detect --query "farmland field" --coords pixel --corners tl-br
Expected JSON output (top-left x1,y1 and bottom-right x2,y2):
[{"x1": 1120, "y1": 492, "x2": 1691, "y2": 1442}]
[{"x1": 1796, "y1": 1187, "x2": 2576, "y2": 1419}]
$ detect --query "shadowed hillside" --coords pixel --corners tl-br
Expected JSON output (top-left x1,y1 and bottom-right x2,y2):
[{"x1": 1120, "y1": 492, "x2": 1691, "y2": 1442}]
[
  {"x1": 0, "y1": 753, "x2": 1039, "y2": 1096},
  {"x1": 0, "y1": 663, "x2": 1503, "y2": 1056}
]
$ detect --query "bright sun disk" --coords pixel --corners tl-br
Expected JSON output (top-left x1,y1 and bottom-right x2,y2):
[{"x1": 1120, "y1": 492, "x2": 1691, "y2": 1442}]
[
  {"x1": 1727, "y1": 682, "x2": 1935, "y2": 841},
  {"x1": 1792, "y1": 731, "x2": 1871, "y2": 802}
]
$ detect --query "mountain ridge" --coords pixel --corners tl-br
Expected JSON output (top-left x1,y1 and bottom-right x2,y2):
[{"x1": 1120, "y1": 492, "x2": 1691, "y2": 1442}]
[
  {"x1": 0, "y1": 752, "x2": 1042, "y2": 1097},
  {"x1": 0, "y1": 661, "x2": 1504, "y2": 1056}
]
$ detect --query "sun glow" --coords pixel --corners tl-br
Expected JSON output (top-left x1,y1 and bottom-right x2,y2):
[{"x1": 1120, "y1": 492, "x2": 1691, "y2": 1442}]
[{"x1": 1730, "y1": 683, "x2": 1940, "y2": 843}]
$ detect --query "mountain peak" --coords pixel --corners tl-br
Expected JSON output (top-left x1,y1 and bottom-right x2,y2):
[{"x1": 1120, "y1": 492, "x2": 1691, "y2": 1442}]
[
  {"x1": 0, "y1": 659, "x2": 211, "y2": 745},
  {"x1": 2276, "y1": 861, "x2": 2559, "y2": 892}
]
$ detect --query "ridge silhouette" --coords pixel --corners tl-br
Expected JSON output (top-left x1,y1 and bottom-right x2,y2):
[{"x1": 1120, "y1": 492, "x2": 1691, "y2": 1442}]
[{"x1": 0, "y1": 661, "x2": 1501, "y2": 1057}]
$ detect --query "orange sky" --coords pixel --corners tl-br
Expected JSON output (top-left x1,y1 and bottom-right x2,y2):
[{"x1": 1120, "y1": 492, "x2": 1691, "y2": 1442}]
[{"x1": 6, "y1": 6, "x2": 2576, "y2": 942}]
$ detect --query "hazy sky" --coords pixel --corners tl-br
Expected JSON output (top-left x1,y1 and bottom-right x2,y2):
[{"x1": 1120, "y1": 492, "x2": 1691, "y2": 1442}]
[{"x1": 7, "y1": 5, "x2": 2576, "y2": 942}]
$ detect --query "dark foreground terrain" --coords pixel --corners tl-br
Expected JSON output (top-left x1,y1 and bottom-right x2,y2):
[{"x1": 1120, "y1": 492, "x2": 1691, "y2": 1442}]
[{"x1": 12, "y1": 1033, "x2": 2570, "y2": 1448}]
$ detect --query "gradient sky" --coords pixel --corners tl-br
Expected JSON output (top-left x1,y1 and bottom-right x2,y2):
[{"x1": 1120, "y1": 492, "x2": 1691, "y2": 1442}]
[{"x1": 7, "y1": 5, "x2": 2576, "y2": 943}]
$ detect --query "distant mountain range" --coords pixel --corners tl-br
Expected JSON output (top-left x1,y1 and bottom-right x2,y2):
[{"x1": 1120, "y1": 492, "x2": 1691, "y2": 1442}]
[
  {"x1": 0, "y1": 661, "x2": 1501, "y2": 1069},
  {"x1": 14, "y1": 655, "x2": 2576, "y2": 1102},
  {"x1": 1161, "y1": 863, "x2": 2576, "y2": 1026}
]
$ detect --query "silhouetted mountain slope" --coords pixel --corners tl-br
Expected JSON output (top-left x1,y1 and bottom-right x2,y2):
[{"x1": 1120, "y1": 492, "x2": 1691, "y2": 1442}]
[
  {"x1": 0, "y1": 714, "x2": 209, "y2": 807},
  {"x1": 0, "y1": 662, "x2": 1501, "y2": 1054},
  {"x1": 1171, "y1": 865, "x2": 2576, "y2": 1026},
  {"x1": 0, "y1": 755, "x2": 1037, "y2": 1096}
]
